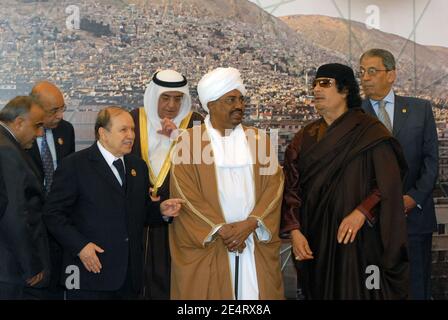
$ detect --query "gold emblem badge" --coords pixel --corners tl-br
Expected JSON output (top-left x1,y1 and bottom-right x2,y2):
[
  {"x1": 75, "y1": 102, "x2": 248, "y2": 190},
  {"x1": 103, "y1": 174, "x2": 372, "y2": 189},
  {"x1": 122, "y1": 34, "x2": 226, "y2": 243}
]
[
  {"x1": 131, "y1": 169, "x2": 137, "y2": 177},
  {"x1": 58, "y1": 138, "x2": 64, "y2": 145},
  {"x1": 402, "y1": 108, "x2": 407, "y2": 113}
]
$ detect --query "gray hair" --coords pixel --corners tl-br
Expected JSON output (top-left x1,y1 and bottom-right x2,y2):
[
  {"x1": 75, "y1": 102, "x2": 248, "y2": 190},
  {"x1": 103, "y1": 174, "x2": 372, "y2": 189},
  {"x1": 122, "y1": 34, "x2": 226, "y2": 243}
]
[
  {"x1": 94, "y1": 106, "x2": 128, "y2": 140},
  {"x1": 0, "y1": 96, "x2": 42, "y2": 123},
  {"x1": 360, "y1": 48, "x2": 396, "y2": 70}
]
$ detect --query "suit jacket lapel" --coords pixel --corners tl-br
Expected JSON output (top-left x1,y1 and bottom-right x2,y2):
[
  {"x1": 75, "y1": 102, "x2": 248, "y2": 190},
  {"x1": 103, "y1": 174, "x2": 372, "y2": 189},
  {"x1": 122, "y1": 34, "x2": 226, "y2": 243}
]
[
  {"x1": 52, "y1": 126, "x2": 64, "y2": 165},
  {"x1": 362, "y1": 99, "x2": 376, "y2": 117},
  {"x1": 123, "y1": 156, "x2": 134, "y2": 231},
  {"x1": 88, "y1": 144, "x2": 125, "y2": 196},
  {"x1": 29, "y1": 140, "x2": 44, "y2": 173},
  {"x1": 393, "y1": 95, "x2": 409, "y2": 137},
  {"x1": 124, "y1": 155, "x2": 135, "y2": 198},
  {"x1": 23, "y1": 150, "x2": 43, "y2": 182}
]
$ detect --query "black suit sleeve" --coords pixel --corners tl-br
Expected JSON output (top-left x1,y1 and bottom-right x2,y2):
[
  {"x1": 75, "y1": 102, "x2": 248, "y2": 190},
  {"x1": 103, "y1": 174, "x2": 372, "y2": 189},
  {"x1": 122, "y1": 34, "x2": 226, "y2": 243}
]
[
  {"x1": 145, "y1": 199, "x2": 166, "y2": 226},
  {"x1": 43, "y1": 157, "x2": 90, "y2": 257},
  {"x1": 407, "y1": 101, "x2": 439, "y2": 206},
  {"x1": 0, "y1": 146, "x2": 42, "y2": 279},
  {"x1": 0, "y1": 162, "x2": 7, "y2": 220}
]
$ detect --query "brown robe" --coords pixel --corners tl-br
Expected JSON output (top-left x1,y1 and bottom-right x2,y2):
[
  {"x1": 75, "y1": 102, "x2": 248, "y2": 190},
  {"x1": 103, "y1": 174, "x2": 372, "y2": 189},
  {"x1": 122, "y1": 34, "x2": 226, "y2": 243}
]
[
  {"x1": 130, "y1": 108, "x2": 203, "y2": 299},
  {"x1": 169, "y1": 125, "x2": 285, "y2": 299},
  {"x1": 282, "y1": 108, "x2": 410, "y2": 299}
]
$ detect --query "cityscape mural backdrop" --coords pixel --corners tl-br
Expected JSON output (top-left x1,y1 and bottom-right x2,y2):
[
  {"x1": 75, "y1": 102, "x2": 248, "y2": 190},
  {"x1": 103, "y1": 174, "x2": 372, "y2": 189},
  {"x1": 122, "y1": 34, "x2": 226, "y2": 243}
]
[{"x1": 1, "y1": 0, "x2": 448, "y2": 297}]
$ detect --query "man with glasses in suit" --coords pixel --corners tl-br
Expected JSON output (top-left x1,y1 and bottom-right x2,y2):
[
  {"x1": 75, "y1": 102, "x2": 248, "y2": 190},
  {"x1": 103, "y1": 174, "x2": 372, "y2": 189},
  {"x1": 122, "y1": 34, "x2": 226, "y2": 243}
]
[{"x1": 360, "y1": 48, "x2": 439, "y2": 300}]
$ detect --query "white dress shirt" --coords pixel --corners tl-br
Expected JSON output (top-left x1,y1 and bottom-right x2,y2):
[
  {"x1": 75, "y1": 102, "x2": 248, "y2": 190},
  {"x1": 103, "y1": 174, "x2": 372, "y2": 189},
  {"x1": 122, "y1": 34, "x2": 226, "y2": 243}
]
[
  {"x1": 97, "y1": 141, "x2": 125, "y2": 186},
  {"x1": 370, "y1": 88, "x2": 395, "y2": 128}
]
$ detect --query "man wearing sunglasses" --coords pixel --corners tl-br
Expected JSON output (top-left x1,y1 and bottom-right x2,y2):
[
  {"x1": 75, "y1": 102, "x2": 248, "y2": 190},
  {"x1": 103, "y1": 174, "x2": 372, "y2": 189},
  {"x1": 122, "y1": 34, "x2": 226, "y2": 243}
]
[
  {"x1": 25, "y1": 81, "x2": 75, "y2": 300},
  {"x1": 282, "y1": 63, "x2": 409, "y2": 299},
  {"x1": 360, "y1": 49, "x2": 439, "y2": 300}
]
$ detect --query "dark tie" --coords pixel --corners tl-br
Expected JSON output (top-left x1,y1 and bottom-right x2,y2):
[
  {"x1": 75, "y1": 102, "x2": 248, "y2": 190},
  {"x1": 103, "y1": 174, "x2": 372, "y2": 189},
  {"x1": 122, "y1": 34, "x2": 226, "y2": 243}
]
[
  {"x1": 40, "y1": 129, "x2": 55, "y2": 194},
  {"x1": 113, "y1": 159, "x2": 126, "y2": 187}
]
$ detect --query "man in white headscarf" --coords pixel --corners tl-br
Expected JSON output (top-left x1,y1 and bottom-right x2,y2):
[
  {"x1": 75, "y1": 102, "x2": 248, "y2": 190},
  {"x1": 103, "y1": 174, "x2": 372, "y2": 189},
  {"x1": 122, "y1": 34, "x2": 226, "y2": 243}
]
[
  {"x1": 130, "y1": 69, "x2": 203, "y2": 299},
  {"x1": 169, "y1": 67, "x2": 285, "y2": 299}
]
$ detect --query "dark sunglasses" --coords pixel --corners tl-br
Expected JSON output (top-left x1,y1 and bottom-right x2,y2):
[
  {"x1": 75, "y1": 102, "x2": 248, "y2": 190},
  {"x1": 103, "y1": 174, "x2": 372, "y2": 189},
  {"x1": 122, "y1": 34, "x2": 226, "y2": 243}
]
[{"x1": 312, "y1": 78, "x2": 334, "y2": 88}]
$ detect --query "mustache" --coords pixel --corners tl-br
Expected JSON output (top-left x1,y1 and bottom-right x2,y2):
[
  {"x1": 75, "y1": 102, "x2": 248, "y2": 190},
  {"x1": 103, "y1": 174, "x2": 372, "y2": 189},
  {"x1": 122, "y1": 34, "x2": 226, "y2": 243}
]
[{"x1": 230, "y1": 108, "x2": 243, "y2": 115}]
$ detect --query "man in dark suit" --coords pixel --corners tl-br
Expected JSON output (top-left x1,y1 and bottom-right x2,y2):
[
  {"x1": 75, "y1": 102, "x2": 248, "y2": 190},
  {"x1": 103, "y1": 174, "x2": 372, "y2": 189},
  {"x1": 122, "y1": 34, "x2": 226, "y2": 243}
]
[
  {"x1": 43, "y1": 106, "x2": 183, "y2": 299},
  {"x1": 0, "y1": 164, "x2": 7, "y2": 220},
  {"x1": 28, "y1": 81, "x2": 75, "y2": 192},
  {"x1": 360, "y1": 48, "x2": 439, "y2": 299},
  {"x1": 25, "y1": 81, "x2": 75, "y2": 300},
  {"x1": 0, "y1": 96, "x2": 48, "y2": 299}
]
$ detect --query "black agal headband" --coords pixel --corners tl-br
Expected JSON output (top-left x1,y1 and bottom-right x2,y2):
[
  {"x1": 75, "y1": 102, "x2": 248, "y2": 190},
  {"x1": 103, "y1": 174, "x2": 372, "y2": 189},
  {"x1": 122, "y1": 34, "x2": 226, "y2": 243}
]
[{"x1": 152, "y1": 71, "x2": 187, "y2": 88}]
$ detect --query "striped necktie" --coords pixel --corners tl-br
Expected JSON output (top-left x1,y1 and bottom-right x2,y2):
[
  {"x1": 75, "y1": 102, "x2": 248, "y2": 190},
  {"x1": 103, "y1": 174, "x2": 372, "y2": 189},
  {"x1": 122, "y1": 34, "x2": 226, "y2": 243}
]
[
  {"x1": 41, "y1": 129, "x2": 55, "y2": 194},
  {"x1": 377, "y1": 100, "x2": 393, "y2": 132}
]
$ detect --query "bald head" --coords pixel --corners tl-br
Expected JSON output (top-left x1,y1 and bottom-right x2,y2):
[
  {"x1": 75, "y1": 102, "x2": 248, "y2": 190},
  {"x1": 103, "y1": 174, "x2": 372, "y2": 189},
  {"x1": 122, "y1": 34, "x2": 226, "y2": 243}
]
[{"x1": 30, "y1": 81, "x2": 65, "y2": 128}]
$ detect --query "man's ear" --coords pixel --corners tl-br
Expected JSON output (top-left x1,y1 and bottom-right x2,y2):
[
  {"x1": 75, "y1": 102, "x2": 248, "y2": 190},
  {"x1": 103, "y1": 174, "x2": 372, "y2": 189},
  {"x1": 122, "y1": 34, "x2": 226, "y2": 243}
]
[
  {"x1": 387, "y1": 69, "x2": 397, "y2": 85},
  {"x1": 12, "y1": 116, "x2": 25, "y2": 131},
  {"x1": 207, "y1": 101, "x2": 215, "y2": 113},
  {"x1": 98, "y1": 127, "x2": 106, "y2": 140}
]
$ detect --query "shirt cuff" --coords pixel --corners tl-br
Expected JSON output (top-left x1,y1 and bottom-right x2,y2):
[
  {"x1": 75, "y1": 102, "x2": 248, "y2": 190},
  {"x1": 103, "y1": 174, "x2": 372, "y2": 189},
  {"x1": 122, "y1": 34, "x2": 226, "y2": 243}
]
[
  {"x1": 204, "y1": 225, "x2": 223, "y2": 244},
  {"x1": 254, "y1": 219, "x2": 271, "y2": 242},
  {"x1": 356, "y1": 204, "x2": 376, "y2": 227}
]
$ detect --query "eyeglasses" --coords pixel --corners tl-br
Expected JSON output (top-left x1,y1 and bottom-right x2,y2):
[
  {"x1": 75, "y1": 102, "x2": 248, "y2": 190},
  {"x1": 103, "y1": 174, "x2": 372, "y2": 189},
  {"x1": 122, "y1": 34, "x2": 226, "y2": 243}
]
[
  {"x1": 47, "y1": 105, "x2": 66, "y2": 116},
  {"x1": 358, "y1": 67, "x2": 390, "y2": 77},
  {"x1": 218, "y1": 96, "x2": 249, "y2": 106},
  {"x1": 312, "y1": 78, "x2": 334, "y2": 88}
]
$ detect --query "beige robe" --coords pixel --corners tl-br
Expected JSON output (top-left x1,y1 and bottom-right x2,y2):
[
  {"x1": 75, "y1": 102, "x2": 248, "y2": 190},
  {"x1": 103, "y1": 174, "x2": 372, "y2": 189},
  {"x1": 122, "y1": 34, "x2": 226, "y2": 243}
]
[{"x1": 169, "y1": 124, "x2": 285, "y2": 300}]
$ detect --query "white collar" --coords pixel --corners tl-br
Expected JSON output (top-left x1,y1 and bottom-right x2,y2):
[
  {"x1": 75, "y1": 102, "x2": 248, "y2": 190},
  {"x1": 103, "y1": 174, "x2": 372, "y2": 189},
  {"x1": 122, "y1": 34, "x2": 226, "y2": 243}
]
[
  {"x1": 370, "y1": 88, "x2": 395, "y2": 106},
  {"x1": 97, "y1": 141, "x2": 124, "y2": 167}
]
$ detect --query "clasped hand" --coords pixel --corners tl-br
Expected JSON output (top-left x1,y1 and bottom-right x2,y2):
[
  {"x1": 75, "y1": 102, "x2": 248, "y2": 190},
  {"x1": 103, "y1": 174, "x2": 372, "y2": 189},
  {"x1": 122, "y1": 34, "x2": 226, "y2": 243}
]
[{"x1": 218, "y1": 218, "x2": 258, "y2": 253}]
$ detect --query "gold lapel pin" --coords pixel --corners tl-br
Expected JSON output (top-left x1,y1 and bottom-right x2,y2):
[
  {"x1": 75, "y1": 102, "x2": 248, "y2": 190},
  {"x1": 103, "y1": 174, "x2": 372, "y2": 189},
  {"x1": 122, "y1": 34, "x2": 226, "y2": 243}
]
[
  {"x1": 58, "y1": 137, "x2": 64, "y2": 145},
  {"x1": 402, "y1": 108, "x2": 407, "y2": 114},
  {"x1": 131, "y1": 169, "x2": 137, "y2": 177}
]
